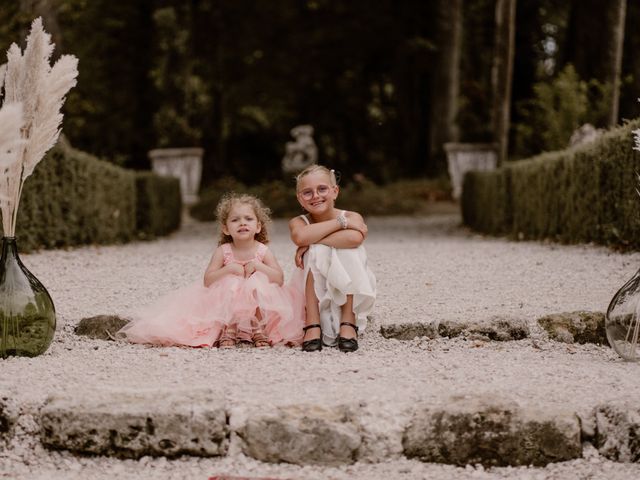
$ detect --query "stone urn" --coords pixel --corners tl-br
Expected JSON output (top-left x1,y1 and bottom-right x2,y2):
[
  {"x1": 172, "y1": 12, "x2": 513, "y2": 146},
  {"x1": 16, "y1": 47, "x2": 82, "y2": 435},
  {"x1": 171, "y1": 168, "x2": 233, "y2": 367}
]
[
  {"x1": 148, "y1": 148, "x2": 204, "y2": 206},
  {"x1": 444, "y1": 143, "x2": 499, "y2": 200}
]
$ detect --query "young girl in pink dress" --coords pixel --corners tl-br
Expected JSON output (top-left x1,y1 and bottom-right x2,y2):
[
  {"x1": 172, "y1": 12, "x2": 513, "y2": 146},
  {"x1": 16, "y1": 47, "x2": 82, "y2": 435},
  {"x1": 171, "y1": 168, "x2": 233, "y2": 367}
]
[{"x1": 118, "y1": 193, "x2": 303, "y2": 348}]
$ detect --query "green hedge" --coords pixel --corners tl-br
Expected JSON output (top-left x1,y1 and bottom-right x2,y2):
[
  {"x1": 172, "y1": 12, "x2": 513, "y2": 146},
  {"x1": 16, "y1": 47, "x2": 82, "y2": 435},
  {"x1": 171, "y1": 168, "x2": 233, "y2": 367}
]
[
  {"x1": 6, "y1": 143, "x2": 181, "y2": 251},
  {"x1": 191, "y1": 177, "x2": 452, "y2": 220},
  {"x1": 461, "y1": 119, "x2": 640, "y2": 248},
  {"x1": 135, "y1": 172, "x2": 182, "y2": 238}
]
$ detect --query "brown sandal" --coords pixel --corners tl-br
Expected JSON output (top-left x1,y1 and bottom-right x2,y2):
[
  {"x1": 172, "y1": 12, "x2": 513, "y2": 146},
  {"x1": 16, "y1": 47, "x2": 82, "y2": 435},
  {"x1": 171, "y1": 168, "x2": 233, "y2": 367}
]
[
  {"x1": 218, "y1": 326, "x2": 237, "y2": 349},
  {"x1": 251, "y1": 318, "x2": 271, "y2": 348}
]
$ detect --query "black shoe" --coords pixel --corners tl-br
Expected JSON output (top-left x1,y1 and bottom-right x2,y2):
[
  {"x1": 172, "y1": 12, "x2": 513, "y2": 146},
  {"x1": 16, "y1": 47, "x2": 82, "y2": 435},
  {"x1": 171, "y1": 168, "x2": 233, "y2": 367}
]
[
  {"x1": 302, "y1": 324, "x2": 322, "y2": 352},
  {"x1": 337, "y1": 322, "x2": 359, "y2": 352}
]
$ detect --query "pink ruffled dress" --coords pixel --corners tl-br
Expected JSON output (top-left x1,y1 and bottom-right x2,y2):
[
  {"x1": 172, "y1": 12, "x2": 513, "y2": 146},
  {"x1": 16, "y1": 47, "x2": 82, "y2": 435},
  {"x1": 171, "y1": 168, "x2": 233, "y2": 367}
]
[{"x1": 118, "y1": 242, "x2": 304, "y2": 347}]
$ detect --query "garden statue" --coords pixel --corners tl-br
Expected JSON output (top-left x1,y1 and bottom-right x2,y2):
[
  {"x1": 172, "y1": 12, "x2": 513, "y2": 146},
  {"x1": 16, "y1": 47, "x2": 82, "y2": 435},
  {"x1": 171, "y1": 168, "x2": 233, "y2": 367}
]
[
  {"x1": 569, "y1": 123, "x2": 602, "y2": 149},
  {"x1": 282, "y1": 124, "x2": 318, "y2": 174}
]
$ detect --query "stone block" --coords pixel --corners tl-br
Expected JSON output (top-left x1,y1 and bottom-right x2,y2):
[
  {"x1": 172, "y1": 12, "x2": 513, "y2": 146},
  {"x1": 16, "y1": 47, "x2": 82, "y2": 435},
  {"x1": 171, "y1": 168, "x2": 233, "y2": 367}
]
[
  {"x1": 595, "y1": 401, "x2": 640, "y2": 462},
  {"x1": 537, "y1": 311, "x2": 606, "y2": 345},
  {"x1": 0, "y1": 395, "x2": 20, "y2": 440},
  {"x1": 403, "y1": 394, "x2": 581, "y2": 467},
  {"x1": 440, "y1": 316, "x2": 529, "y2": 341},
  {"x1": 380, "y1": 316, "x2": 528, "y2": 342},
  {"x1": 234, "y1": 404, "x2": 361, "y2": 466},
  {"x1": 379, "y1": 323, "x2": 438, "y2": 340},
  {"x1": 40, "y1": 388, "x2": 227, "y2": 458},
  {"x1": 74, "y1": 315, "x2": 130, "y2": 341}
]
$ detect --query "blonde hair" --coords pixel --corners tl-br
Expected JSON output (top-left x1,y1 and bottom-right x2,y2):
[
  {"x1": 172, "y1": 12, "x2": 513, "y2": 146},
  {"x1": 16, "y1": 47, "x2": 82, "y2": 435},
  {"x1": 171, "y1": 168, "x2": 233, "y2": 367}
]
[
  {"x1": 215, "y1": 193, "x2": 271, "y2": 245},
  {"x1": 295, "y1": 164, "x2": 339, "y2": 190}
]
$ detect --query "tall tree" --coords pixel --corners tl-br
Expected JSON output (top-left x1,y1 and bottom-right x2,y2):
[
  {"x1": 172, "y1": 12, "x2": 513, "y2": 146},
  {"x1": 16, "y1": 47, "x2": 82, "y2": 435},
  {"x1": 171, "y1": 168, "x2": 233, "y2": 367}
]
[
  {"x1": 620, "y1": 0, "x2": 640, "y2": 121},
  {"x1": 428, "y1": 0, "x2": 462, "y2": 174},
  {"x1": 491, "y1": 0, "x2": 517, "y2": 165}
]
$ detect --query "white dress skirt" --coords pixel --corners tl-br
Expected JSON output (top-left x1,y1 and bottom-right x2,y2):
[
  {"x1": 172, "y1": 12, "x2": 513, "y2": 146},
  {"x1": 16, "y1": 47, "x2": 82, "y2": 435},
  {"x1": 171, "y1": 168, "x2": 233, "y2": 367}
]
[{"x1": 291, "y1": 213, "x2": 377, "y2": 346}]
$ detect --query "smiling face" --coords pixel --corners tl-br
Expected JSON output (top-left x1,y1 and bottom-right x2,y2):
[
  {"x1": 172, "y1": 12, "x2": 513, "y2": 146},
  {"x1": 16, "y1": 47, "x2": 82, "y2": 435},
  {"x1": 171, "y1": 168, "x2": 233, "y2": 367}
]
[
  {"x1": 296, "y1": 170, "x2": 339, "y2": 216},
  {"x1": 222, "y1": 202, "x2": 261, "y2": 242}
]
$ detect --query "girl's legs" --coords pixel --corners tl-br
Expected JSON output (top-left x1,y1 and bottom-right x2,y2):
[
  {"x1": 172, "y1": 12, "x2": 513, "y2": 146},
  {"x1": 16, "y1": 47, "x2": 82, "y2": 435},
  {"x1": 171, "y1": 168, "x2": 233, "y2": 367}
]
[
  {"x1": 252, "y1": 309, "x2": 270, "y2": 348},
  {"x1": 303, "y1": 272, "x2": 322, "y2": 343},
  {"x1": 338, "y1": 294, "x2": 358, "y2": 352},
  {"x1": 339, "y1": 294, "x2": 357, "y2": 340}
]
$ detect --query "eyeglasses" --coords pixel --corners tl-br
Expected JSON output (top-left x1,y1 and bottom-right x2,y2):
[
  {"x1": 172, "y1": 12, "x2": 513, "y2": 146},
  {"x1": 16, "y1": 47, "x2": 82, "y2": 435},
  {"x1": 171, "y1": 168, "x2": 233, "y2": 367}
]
[{"x1": 298, "y1": 184, "x2": 332, "y2": 201}]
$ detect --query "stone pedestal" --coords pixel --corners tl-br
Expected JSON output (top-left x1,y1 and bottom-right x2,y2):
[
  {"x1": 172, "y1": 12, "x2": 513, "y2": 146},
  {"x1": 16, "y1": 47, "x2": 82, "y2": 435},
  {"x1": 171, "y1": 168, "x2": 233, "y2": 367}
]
[
  {"x1": 444, "y1": 143, "x2": 498, "y2": 200},
  {"x1": 148, "y1": 148, "x2": 203, "y2": 206}
]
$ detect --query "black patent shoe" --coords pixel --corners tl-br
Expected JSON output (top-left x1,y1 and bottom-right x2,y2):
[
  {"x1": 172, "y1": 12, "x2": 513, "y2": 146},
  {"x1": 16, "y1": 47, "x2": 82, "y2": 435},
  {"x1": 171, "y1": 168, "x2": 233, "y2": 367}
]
[
  {"x1": 337, "y1": 322, "x2": 359, "y2": 352},
  {"x1": 302, "y1": 324, "x2": 322, "y2": 352}
]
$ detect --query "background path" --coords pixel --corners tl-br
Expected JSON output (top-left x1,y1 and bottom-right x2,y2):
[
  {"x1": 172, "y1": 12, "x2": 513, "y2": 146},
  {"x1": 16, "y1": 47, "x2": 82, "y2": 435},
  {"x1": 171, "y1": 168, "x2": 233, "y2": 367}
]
[{"x1": 2, "y1": 214, "x2": 640, "y2": 479}]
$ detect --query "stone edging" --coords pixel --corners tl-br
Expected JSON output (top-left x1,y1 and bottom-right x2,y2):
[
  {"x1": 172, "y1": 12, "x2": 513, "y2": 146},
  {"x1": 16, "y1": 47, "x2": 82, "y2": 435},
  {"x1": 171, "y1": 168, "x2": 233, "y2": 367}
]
[{"x1": 2, "y1": 390, "x2": 638, "y2": 467}]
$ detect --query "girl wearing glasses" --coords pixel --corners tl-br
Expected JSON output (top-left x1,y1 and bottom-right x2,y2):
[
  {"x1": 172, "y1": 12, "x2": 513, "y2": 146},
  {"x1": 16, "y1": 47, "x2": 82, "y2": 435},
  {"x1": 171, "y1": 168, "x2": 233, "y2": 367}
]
[{"x1": 289, "y1": 165, "x2": 376, "y2": 352}]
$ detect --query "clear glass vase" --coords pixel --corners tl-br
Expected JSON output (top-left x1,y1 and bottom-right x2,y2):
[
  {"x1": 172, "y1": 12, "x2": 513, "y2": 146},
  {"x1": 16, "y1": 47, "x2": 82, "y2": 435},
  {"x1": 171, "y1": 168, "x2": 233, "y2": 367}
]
[
  {"x1": 0, "y1": 237, "x2": 56, "y2": 358},
  {"x1": 606, "y1": 269, "x2": 640, "y2": 361}
]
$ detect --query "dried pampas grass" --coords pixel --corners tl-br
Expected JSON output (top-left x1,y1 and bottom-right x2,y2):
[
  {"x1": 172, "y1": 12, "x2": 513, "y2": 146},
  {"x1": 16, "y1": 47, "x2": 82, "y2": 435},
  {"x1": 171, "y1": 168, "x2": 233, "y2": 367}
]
[{"x1": 0, "y1": 17, "x2": 78, "y2": 237}]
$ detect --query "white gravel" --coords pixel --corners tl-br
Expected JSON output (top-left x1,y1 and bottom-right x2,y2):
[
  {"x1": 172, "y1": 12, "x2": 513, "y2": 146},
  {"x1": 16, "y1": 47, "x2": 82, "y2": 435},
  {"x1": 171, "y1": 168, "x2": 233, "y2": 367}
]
[{"x1": 2, "y1": 212, "x2": 640, "y2": 479}]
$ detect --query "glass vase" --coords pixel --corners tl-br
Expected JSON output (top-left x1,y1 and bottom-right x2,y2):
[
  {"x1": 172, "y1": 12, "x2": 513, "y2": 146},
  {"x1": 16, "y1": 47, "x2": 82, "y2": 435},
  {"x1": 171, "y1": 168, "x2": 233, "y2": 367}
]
[
  {"x1": 606, "y1": 268, "x2": 640, "y2": 361},
  {"x1": 0, "y1": 237, "x2": 56, "y2": 358}
]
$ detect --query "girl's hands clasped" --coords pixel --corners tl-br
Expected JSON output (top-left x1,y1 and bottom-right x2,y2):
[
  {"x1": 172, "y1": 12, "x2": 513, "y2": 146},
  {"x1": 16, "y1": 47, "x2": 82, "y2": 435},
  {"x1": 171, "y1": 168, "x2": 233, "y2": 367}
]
[
  {"x1": 243, "y1": 261, "x2": 257, "y2": 277},
  {"x1": 226, "y1": 263, "x2": 245, "y2": 277}
]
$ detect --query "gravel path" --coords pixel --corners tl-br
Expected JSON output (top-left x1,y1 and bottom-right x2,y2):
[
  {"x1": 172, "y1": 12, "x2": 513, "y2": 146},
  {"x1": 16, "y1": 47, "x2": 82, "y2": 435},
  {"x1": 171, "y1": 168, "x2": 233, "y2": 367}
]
[{"x1": 2, "y1": 212, "x2": 640, "y2": 479}]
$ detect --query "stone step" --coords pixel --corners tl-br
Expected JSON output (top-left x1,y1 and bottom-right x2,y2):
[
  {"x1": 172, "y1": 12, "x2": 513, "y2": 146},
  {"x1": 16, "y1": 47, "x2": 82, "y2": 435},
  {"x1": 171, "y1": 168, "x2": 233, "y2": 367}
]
[{"x1": 3, "y1": 390, "x2": 637, "y2": 467}]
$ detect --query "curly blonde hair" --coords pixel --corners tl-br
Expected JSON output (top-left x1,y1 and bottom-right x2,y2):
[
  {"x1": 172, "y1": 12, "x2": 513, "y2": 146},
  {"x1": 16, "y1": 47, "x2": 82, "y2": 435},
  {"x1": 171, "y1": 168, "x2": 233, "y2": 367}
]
[
  {"x1": 295, "y1": 164, "x2": 339, "y2": 190},
  {"x1": 215, "y1": 193, "x2": 271, "y2": 245}
]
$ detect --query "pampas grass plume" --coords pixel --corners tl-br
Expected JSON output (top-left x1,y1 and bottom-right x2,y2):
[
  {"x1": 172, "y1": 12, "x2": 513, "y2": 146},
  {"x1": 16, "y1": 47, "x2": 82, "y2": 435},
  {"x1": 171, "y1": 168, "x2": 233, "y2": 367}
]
[{"x1": 0, "y1": 17, "x2": 78, "y2": 236}]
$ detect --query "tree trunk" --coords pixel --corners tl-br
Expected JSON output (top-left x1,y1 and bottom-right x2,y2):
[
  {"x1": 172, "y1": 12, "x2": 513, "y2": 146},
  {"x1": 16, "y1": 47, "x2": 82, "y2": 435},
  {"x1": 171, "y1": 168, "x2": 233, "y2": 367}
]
[
  {"x1": 491, "y1": 0, "x2": 516, "y2": 166},
  {"x1": 604, "y1": 0, "x2": 626, "y2": 127},
  {"x1": 428, "y1": 0, "x2": 462, "y2": 175}
]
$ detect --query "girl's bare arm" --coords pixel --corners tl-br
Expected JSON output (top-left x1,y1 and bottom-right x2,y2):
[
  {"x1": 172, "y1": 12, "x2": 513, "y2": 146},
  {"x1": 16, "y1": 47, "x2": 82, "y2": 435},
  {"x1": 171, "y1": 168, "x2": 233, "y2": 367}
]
[
  {"x1": 289, "y1": 216, "x2": 342, "y2": 246},
  {"x1": 251, "y1": 249, "x2": 284, "y2": 285},
  {"x1": 289, "y1": 211, "x2": 367, "y2": 247}
]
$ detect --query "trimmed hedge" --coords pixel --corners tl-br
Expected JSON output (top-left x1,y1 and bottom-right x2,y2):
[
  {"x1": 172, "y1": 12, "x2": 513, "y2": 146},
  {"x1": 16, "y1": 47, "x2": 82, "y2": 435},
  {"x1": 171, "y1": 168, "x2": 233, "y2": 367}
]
[
  {"x1": 135, "y1": 172, "x2": 182, "y2": 238},
  {"x1": 462, "y1": 119, "x2": 640, "y2": 248},
  {"x1": 6, "y1": 143, "x2": 181, "y2": 251},
  {"x1": 191, "y1": 177, "x2": 452, "y2": 220}
]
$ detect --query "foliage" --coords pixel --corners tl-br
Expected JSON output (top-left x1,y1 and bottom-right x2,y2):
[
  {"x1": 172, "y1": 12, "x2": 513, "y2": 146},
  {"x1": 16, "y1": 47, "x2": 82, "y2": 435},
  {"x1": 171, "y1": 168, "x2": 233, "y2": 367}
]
[
  {"x1": 190, "y1": 177, "x2": 452, "y2": 221},
  {"x1": 54, "y1": 0, "x2": 155, "y2": 169},
  {"x1": 1, "y1": 1, "x2": 636, "y2": 183},
  {"x1": 14, "y1": 143, "x2": 137, "y2": 250},
  {"x1": 12, "y1": 141, "x2": 181, "y2": 251},
  {"x1": 512, "y1": 65, "x2": 608, "y2": 158},
  {"x1": 135, "y1": 172, "x2": 182, "y2": 238},
  {"x1": 151, "y1": 5, "x2": 210, "y2": 148},
  {"x1": 462, "y1": 119, "x2": 640, "y2": 248}
]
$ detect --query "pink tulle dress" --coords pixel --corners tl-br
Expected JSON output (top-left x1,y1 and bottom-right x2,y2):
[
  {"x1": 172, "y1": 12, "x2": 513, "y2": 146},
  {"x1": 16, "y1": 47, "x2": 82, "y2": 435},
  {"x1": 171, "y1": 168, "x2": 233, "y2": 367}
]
[{"x1": 118, "y1": 242, "x2": 304, "y2": 347}]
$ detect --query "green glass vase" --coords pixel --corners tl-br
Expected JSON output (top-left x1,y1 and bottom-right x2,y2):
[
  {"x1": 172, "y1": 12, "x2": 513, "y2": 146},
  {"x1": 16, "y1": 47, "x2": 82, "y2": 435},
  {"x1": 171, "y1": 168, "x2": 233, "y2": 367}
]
[
  {"x1": 606, "y1": 268, "x2": 640, "y2": 361},
  {"x1": 0, "y1": 237, "x2": 56, "y2": 358}
]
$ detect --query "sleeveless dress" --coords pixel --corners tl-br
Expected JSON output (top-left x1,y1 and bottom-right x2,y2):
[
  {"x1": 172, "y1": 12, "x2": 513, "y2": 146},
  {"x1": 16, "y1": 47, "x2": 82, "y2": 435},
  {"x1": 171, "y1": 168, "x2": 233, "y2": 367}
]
[
  {"x1": 291, "y1": 212, "x2": 376, "y2": 346},
  {"x1": 118, "y1": 242, "x2": 304, "y2": 347}
]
